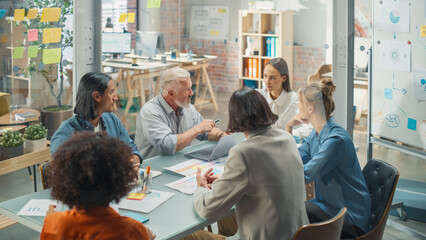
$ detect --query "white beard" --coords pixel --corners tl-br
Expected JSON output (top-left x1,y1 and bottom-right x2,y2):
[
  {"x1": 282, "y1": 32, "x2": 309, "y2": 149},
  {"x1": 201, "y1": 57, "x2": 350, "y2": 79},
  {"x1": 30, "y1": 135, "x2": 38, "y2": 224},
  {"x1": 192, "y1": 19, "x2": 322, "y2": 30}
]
[{"x1": 176, "y1": 99, "x2": 191, "y2": 108}]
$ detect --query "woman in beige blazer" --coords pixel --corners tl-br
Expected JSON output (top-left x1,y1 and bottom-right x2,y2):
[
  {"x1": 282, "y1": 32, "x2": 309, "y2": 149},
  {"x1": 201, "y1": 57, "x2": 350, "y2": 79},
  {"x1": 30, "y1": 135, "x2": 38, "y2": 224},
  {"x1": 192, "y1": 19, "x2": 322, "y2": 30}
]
[{"x1": 186, "y1": 87, "x2": 308, "y2": 240}]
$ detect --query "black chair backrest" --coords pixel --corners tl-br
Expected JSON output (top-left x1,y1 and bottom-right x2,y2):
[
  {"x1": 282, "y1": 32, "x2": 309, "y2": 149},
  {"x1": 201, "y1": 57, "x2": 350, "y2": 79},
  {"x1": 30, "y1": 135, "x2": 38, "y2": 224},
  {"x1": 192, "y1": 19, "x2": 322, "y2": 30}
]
[{"x1": 362, "y1": 159, "x2": 399, "y2": 228}]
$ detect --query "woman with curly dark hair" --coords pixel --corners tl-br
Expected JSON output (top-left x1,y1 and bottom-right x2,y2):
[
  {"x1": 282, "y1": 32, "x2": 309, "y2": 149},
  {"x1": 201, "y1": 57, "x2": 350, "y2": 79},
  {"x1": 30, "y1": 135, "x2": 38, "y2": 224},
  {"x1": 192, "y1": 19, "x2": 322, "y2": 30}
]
[
  {"x1": 185, "y1": 87, "x2": 308, "y2": 240},
  {"x1": 41, "y1": 132, "x2": 155, "y2": 240}
]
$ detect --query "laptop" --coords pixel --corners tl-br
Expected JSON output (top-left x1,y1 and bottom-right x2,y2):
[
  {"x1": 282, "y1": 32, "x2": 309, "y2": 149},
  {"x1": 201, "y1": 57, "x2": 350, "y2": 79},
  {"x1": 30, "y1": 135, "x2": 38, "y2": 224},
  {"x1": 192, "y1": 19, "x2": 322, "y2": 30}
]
[{"x1": 184, "y1": 134, "x2": 240, "y2": 161}]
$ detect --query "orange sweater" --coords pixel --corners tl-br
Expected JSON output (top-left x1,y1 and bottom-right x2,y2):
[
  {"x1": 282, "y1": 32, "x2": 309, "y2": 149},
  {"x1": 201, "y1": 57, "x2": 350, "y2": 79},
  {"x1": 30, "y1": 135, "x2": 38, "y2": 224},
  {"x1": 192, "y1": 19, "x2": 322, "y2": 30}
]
[{"x1": 41, "y1": 206, "x2": 149, "y2": 240}]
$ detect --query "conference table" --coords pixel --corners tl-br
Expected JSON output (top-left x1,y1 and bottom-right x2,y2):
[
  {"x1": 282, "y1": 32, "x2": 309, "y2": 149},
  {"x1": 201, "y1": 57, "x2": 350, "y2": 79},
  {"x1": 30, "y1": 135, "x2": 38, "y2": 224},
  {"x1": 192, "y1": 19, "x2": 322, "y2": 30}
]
[{"x1": 0, "y1": 140, "x2": 230, "y2": 240}]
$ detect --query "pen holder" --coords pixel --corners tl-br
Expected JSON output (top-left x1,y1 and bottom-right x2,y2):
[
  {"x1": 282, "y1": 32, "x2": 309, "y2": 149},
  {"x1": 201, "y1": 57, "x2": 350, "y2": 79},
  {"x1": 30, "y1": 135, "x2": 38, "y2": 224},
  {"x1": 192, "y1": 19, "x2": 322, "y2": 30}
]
[{"x1": 142, "y1": 172, "x2": 152, "y2": 194}]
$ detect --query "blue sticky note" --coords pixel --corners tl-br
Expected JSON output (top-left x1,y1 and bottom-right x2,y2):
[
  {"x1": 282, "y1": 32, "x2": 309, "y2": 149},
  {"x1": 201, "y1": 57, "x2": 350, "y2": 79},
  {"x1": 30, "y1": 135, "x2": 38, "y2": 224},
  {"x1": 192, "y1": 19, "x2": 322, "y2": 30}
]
[
  {"x1": 124, "y1": 212, "x2": 149, "y2": 223},
  {"x1": 0, "y1": 9, "x2": 7, "y2": 19},
  {"x1": 384, "y1": 88, "x2": 392, "y2": 99},
  {"x1": 407, "y1": 118, "x2": 416, "y2": 131}
]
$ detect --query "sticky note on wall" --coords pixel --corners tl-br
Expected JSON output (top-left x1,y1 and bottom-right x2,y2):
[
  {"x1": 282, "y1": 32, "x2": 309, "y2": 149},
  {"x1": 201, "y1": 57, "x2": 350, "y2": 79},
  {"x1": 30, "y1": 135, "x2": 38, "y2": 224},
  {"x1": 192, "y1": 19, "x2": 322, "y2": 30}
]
[
  {"x1": 147, "y1": 0, "x2": 161, "y2": 8},
  {"x1": 407, "y1": 118, "x2": 417, "y2": 131},
  {"x1": 28, "y1": 29, "x2": 38, "y2": 42},
  {"x1": 26, "y1": 8, "x2": 38, "y2": 19},
  {"x1": 0, "y1": 9, "x2": 7, "y2": 19},
  {"x1": 0, "y1": 35, "x2": 8, "y2": 43},
  {"x1": 421, "y1": 26, "x2": 426, "y2": 37},
  {"x1": 42, "y1": 28, "x2": 61, "y2": 44},
  {"x1": 43, "y1": 48, "x2": 61, "y2": 64},
  {"x1": 41, "y1": 8, "x2": 61, "y2": 22},
  {"x1": 118, "y1": 13, "x2": 127, "y2": 22},
  {"x1": 128, "y1": 13, "x2": 135, "y2": 23},
  {"x1": 384, "y1": 88, "x2": 392, "y2": 99},
  {"x1": 28, "y1": 45, "x2": 39, "y2": 58},
  {"x1": 14, "y1": 9, "x2": 25, "y2": 21},
  {"x1": 13, "y1": 47, "x2": 24, "y2": 59}
]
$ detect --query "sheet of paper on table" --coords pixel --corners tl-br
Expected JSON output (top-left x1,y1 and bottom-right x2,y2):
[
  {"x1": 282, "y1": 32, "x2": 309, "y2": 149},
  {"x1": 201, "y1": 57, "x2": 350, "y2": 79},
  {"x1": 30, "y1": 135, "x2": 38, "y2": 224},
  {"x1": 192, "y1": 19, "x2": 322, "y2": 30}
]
[{"x1": 118, "y1": 190, "x2": 174, "y2": 213}]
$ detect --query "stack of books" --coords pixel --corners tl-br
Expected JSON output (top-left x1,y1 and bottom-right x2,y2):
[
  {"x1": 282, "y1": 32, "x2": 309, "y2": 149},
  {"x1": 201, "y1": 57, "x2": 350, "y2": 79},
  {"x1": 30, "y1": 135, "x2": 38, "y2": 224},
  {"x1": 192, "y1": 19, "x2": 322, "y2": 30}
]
[
  {"x1": 14, "y1": 112, "x2": 38, "y2": 122},
  {"x1": 243, "y1": 58, "x2": 259, "y2": 78},
  {"x1": 266, "y1": 37, "x2": 277, "y2": 57}
]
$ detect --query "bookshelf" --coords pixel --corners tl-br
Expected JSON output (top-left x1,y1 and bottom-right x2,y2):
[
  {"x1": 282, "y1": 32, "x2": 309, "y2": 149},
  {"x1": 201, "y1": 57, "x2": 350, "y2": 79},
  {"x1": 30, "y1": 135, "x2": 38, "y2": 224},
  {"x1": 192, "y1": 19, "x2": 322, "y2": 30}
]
[
  {"x1": 0, "y1": 17, "x2": 31, "y2": 105},
  {"x1": 238, "y1": 10, "x2": 293, "y2": 89}
]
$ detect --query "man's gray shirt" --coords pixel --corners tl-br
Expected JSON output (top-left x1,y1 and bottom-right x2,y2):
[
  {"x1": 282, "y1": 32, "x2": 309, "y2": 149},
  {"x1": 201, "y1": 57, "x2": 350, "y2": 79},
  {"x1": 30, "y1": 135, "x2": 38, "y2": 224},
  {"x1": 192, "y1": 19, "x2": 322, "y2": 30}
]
[{"x1": 135, "y1": 95, "x2": 207, "y2": 159}]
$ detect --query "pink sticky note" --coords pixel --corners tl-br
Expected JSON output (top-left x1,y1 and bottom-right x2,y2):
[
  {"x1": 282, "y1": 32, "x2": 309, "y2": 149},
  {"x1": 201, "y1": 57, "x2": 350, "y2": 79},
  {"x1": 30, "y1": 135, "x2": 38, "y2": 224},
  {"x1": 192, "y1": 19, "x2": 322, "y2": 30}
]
[{"x1": 28, "y1": 29, "x2": 38, "y2": 42}]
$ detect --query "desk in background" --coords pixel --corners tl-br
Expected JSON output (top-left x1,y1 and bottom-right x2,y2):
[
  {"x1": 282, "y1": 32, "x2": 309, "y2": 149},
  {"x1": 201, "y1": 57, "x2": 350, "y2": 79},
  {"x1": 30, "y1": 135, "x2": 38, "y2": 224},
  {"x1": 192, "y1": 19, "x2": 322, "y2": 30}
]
[
  {"x1": 103, "y1": 54, "x2": 218, "y2": 117},
  {"x1": 0, "y1": 141, "x2": 224, "y2": 239},
  {"x1": 0, "y1": 108, "x2": 40, "y2": 126}
]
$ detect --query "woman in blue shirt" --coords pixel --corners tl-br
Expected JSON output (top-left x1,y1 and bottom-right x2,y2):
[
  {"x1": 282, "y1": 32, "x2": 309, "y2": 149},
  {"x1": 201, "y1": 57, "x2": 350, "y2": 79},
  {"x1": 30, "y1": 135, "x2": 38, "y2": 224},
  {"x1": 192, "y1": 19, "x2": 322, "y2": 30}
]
[
  {"x1": 50, "y1": 72, "x2": 142, "y2": 167},
  {"x1": 286, "y1": 78, "x2": 371, "y2": 238}
]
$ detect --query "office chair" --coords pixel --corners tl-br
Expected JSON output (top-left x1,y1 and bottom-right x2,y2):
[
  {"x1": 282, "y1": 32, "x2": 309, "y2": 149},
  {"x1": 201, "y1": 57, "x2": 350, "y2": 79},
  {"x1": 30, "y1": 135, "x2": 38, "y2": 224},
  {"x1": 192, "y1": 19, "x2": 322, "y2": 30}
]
[
  {"x1": 354, "y1": 159, "x2": 399, "y2": 240},
  {"x1": 292, "y1": 207, "x2": 347, "y2": 240},
  {"x1": 39, "y1": 162, "x2": 51, "y2": 190}
]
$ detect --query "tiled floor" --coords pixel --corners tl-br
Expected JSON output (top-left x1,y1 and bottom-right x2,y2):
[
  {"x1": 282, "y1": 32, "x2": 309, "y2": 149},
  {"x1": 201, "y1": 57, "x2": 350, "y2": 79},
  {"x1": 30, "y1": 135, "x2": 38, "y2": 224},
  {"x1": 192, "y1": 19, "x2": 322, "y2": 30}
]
[{"x1": 0, "y1": 90, "x2": 425, "y2": 239}]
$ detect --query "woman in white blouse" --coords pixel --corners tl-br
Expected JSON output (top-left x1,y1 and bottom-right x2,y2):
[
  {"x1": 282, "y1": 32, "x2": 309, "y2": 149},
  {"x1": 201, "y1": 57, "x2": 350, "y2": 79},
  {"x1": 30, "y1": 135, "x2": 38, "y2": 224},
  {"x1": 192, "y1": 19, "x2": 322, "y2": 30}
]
[{"x1": 257, "y1": 57, "x2": 299, "y2": 129}]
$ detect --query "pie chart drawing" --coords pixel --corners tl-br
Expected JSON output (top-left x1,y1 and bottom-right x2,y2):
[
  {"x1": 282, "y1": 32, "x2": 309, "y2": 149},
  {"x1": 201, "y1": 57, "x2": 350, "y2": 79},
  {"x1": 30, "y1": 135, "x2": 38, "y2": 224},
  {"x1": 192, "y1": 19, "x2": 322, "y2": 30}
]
[{"x1": 390, "y1": 10, "x2": 400, "y2": 23}]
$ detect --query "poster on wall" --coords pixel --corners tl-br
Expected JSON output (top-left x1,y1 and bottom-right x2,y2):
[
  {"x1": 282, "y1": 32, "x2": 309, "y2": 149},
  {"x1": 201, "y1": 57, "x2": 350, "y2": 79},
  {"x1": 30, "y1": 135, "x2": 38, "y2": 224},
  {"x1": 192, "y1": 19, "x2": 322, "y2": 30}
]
[
  {"x1": 375, "y1": 0, "x2": 410, "y2": 32},
  {"x1": 189, "y1": 5, "x2": 229, "y2": 40},
  {"x1": 378, "y1": 39, "x2": 411, "y2": 72}
]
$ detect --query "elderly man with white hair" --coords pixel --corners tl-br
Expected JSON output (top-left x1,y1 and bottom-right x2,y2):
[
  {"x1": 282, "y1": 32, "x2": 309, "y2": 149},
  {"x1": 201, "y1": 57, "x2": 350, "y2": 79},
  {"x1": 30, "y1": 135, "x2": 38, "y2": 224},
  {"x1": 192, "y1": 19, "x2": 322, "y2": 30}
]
[{"x1": 135, "y1": 67, "x2": 224, "y2": 159}]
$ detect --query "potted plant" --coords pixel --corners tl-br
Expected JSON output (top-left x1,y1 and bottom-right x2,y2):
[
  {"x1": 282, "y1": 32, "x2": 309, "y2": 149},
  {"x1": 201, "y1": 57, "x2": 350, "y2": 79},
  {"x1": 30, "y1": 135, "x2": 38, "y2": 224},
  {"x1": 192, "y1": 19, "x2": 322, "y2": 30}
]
[
  {"x1": 0, "y1": 131, "x2": 25, "y2": 160},
  {"x1": 17, "y1": 0, "x2": 74, "y2": 139},
  {"x1": 23, "y1": 123, "x2": 47, "y2": 153}
]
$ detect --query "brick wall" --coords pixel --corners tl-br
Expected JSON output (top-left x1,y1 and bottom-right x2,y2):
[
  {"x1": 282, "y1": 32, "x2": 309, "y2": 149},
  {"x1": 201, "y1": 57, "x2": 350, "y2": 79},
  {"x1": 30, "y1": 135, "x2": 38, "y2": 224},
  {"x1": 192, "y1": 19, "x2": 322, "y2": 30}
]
[
  {"x1": 127, "y1": 0, "x2": 137, "y2": 48},
  {"x1": 182, "y1": 39, "x2": 240, "y2": 92},
  {"x1": 159, "y1": 0, "x2": 185, "y2": 50},
  {"x1": 292, "y1": 45, "x2": 326, "y2": 90}
]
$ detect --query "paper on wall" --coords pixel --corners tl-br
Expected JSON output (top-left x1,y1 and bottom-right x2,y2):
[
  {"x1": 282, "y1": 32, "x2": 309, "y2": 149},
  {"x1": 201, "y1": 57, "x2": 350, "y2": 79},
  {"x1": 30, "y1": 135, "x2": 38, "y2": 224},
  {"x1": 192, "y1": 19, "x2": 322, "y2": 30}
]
[
  {"x1": 414, "y1": 69, "x2": 426, "y2": 100},
  {"x1": 378, "y1": 40, "x2": 411, "y2": 72},
  {"x1": 375, "y1": 0, "x2": 410, "y2": 32}
]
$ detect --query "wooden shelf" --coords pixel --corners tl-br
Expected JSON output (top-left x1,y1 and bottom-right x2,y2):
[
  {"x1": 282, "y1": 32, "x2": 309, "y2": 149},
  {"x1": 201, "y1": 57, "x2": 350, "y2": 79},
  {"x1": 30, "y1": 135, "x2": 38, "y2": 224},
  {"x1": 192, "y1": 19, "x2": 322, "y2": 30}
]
[{"x1": 239, "y1": 10, "x2": 293, "y2": 89}]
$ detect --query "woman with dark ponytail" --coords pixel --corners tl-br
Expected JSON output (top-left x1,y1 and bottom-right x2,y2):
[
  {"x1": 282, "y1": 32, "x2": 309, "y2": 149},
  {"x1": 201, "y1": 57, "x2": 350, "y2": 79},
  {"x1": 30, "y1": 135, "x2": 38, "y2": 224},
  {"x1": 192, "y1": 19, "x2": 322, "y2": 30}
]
[{"x1": 286, "y1": 78, "x2": 371, "y2": 238}]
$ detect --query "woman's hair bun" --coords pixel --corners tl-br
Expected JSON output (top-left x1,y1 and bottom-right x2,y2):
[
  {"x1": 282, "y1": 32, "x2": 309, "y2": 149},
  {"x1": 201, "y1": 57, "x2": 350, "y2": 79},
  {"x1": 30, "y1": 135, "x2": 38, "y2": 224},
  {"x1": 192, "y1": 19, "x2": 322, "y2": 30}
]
[{"x1": 320, "y1": 78, "x2": 336, "y2": 97}]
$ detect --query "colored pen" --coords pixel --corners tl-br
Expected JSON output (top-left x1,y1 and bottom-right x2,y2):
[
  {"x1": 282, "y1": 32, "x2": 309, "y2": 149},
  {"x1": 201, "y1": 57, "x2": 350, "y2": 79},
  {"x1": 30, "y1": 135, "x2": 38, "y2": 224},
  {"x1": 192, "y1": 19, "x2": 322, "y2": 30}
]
[
  {"x1": 214, "y1": 119, "x2": 220, "y2": 124},
  {"x1": 146, "y1": 166, "x2": 151, "y2": 175}
]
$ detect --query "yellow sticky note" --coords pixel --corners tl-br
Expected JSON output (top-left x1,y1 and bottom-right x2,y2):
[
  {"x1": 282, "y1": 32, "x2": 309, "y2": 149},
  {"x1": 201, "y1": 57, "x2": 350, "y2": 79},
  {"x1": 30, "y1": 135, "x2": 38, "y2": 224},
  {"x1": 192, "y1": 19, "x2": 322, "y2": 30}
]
[
  {"x1": 147, "y1": 0, "x2": 155, "y2": 8},
  {"x1": 0, "y1": 35, "x2": 8, "y2": 43},
  {"x1": 42, "y1": 28, "x2": 61, "y2": 44},
  {"x1": 41, "y1": 8, "x2": 61, "y2": 22},
  {"x1": 148, "y1": 0, "x2": 161, "y2": 8},
  {"x1": 42, "y1": 48, "x2": 61, "y2": 64},
  {"x1": 28, "y1": 45, "x2": 38, "y2": 58},
  {"x1": 127, "y1": 192, "x2": 146, "y2": 200},
  {"x1": 210, "y1": 30, "x2": 219, "y2": 36},
  {"x1": 421, "y1": 25, "x2": 426, "y2": 37},
  {"x1": 118, "y1": 13, "x2": 127, "y2": 22},
  {"x1": 14, "y1": 9, "x2": 25, "y2": 21},
  {"x1": 13, "y1": 47, "x2": 24, "y2": 59},
  {"x1": 26, "y1": 8, "x2": 38, "y2": 19},
  {"x1": 128, "y1": 13, "x2": 135, "y2": 23}
]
